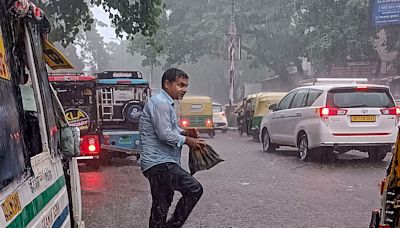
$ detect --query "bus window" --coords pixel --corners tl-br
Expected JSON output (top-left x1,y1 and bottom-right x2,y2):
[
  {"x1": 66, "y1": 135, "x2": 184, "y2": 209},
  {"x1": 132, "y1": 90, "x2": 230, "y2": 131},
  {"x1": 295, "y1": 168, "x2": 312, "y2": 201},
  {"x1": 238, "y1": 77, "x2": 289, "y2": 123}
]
[
  {"x1": 28, "y1": 25, "x2": 59, "y2": 155},
  {"x1": 0, "y1": 31, "x2": 27, "y2": 189},
  {"x1": 19, "y1": 68, "x2": 42, "y2": 157}
]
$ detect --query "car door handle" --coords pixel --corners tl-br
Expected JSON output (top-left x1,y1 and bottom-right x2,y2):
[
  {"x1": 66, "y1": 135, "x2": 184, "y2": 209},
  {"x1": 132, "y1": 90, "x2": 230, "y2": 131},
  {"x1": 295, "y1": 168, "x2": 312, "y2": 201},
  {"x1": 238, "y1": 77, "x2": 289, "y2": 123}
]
[
  {"x1": 296, "y1": 112, "x2": 302, "y2": 116},
  {"x1": 280, "y1": 114, "x2": 286, "y2": 118}
]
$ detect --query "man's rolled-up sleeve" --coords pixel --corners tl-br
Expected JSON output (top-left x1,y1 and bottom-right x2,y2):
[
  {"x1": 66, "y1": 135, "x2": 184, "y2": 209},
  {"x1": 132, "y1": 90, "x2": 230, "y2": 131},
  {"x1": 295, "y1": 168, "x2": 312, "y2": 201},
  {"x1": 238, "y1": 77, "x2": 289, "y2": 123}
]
[{"x1": 152, "y1": 102, "x2": 186, "y2": 147}]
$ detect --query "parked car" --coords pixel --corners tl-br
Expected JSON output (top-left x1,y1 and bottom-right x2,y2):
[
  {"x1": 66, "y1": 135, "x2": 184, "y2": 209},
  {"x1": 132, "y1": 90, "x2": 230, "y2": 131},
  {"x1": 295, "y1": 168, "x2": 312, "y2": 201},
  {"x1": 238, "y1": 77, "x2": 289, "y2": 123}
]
[
  {"x1": 260, "y1": 78, "x2": 398, "y2": 162},
  {"x1": 212, "y1": 103, "x2": 228, "y2": 133}
]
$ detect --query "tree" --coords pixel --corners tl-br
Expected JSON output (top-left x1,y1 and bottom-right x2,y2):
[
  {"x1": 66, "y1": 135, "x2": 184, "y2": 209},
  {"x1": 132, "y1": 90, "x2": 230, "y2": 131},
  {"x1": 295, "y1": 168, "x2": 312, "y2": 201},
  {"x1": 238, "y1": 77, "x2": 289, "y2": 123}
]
[
  {"x1": 130, "y1": 0, "x2": 301, "y2": 80},
  {"x1": 77, "y1": 23, "x2": 112, "y2": 72},
  {"x1": 383, "y1": 26, "x2": 400, "y2": 74},
  {"x1": 128, "y1": 0, "x2": 384, "y2": 100},
  {"x1": 38, "y1": 0, "x2": 164, "y2": 46},
  {"x1": 293, "y1": 0, "x2": 378, "y2": 73},
  {"x1": 53, "y1": 43, "x2": 85, "y2": 72}
]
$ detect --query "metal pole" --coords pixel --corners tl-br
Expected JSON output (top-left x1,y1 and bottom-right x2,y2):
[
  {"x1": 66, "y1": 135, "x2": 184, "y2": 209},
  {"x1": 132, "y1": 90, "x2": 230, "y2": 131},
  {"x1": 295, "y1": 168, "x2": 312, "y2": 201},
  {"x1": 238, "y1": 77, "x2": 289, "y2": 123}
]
[{"x1": 228, "y1": 0, "x2": 236, "y2": 106}]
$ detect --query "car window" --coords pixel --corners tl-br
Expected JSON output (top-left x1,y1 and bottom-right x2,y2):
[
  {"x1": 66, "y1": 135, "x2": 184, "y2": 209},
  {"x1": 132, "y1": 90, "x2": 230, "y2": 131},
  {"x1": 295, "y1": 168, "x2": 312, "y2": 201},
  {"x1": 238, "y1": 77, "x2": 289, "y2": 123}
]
[
  {"x1": 291, "y1": 89, "x2": 308, "y2": 108},
  {"x1": 327, "y1": 87, "x2": 394, "y2": 108},
  {"x1": 213, "y1": 105, "x2": 222, "y2": 113},
  {"x1": 277, "y1": 92, "x2": 296, "y2": 110},
  {"x1": 305, "y1": 89, "x2": 323, "y2": 107}
]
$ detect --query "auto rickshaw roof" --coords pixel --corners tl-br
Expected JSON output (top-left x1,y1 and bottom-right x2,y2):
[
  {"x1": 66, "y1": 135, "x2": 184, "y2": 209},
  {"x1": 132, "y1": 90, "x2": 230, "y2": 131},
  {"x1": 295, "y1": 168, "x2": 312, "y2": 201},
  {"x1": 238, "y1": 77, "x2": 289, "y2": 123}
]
[
  {"x1": 246, "y1": 94, "x2": 257, "y2": 99},
  {"x1": 257, "y1": 92, "x2": 287, "y2": 102},
  {"x1": 181, "y1": 96, "x2": 212, "y2": 103}
]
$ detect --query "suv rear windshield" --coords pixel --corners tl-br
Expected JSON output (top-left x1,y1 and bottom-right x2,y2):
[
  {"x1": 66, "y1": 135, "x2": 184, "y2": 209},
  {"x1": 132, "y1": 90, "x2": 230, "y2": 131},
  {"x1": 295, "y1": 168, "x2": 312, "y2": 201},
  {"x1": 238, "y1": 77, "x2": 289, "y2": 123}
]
[{"x1": 327, "y1": 87, "x2": 395, "y2": 108}]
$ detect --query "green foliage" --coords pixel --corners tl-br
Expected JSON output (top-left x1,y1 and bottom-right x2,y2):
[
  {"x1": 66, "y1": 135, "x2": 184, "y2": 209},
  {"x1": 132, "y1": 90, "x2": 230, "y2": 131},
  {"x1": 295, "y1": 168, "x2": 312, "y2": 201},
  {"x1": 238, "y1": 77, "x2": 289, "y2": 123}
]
[
  {"x1": 38, "y1": 0, "x2": 163, "y2": 46},
  {"x1": 383, "y1": 26, "x2": 400, "y2": 73},
  {"x1": 77, "y1": 24, "x2": 112, "y2": 72},
  {"x1": 294, "y1": 0, "x2": 378, "y2": 72},
  {"x1": 38, "y1": 0, "x2": 93, "y2": 47}
]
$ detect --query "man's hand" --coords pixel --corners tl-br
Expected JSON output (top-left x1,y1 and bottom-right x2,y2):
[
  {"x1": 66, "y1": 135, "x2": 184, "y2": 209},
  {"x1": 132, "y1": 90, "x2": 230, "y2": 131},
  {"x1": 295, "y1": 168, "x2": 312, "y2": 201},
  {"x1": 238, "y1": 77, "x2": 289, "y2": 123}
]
[
  {"x1": 185, "y1": 137, "x2": 205, "y2": 150},
  {"x1": 185, "y1": 128, "x2": 200, "y2": 138}
]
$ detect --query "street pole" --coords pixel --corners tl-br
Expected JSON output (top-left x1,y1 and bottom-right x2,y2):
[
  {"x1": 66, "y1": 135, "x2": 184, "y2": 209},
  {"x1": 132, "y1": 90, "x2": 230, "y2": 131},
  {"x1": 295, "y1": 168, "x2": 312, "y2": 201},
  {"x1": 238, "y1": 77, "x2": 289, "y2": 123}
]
[{"x1": 228, "y1": 0, "x2": 237, "y2": 106}]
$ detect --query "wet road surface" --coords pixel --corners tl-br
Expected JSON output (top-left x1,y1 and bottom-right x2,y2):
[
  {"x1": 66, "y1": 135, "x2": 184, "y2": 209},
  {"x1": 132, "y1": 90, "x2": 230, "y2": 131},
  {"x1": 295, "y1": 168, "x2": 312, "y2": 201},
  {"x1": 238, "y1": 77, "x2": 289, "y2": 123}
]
[{"x1": 80, "y1": 131, "x2": 389, "y2": 228}]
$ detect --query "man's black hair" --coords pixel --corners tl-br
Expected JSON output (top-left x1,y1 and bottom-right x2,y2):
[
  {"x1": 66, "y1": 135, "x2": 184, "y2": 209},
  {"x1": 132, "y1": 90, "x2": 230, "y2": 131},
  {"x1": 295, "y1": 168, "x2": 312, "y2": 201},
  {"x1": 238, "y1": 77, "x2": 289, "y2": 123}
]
[{"x1": 161, "y1": 68, "x2": 189, "y2": 89}]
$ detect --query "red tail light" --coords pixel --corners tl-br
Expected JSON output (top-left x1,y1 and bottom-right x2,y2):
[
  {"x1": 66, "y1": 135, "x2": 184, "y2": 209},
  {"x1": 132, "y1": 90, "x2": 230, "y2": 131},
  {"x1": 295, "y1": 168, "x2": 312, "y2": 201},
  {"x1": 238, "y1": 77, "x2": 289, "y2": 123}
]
[
  {"x1": 356, "y1": 86, "x2": 368, "y2": 91},
  {"x1": 180, "y1": 119, "x2": 190, "y2": 128},
  {"x1": 205, "y1": 119, "x2": 213, "y2": 127},
  {"x1": 319, "y1": 107, "x2": 347, "y2": 117},
  {"x1": 381, "y1": 107, "x2": 400, "y2": 115},
  {"x1": 81, "y1": 135, "x2": 100, "y2": 155}
]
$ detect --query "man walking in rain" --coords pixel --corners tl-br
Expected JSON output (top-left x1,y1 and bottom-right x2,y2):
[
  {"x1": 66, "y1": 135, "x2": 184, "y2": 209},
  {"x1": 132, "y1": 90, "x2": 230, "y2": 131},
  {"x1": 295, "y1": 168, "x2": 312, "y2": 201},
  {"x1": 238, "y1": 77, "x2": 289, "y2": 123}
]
[{"x1": 139, "y1": 68, "x2": 205, "y2": 228}]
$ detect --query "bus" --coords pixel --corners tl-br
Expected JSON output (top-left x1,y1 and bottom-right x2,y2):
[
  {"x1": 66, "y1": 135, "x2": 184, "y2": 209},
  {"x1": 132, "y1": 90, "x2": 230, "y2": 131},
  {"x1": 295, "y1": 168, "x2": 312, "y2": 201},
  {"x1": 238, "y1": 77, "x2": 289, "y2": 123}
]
[
  {"x1": 0, "y1": 1, "x2": 84, "y2": 227},
  {"x1": 49, "y1": 73, "x2": 101, "y2": 169},
  {"x1": 96, "y1": 71, "x2": 150, "y2": 161}
]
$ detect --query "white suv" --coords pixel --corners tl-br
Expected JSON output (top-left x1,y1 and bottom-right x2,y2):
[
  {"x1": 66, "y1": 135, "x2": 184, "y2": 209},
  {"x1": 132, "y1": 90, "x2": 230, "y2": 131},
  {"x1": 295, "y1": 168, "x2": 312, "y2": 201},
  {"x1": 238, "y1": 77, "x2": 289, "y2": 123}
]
[{"x1": 259, "y1": 78, "x2": 398, "y2": 162}]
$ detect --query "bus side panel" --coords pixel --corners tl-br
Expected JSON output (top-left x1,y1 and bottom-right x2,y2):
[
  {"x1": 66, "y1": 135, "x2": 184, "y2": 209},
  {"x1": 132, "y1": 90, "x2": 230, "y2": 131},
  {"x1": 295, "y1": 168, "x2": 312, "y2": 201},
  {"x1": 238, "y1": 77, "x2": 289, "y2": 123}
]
[{"x1": 0, "y1": 156, "x2": 70, "y2": 228}]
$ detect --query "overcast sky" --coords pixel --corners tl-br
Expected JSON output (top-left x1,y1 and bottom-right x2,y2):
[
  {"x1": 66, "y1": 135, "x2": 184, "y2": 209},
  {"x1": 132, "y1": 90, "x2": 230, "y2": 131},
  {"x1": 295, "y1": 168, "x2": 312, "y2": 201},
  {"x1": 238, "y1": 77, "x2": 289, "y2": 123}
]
[{"x1": 91, "y1": 6, "x2": 118, "y2": 43}]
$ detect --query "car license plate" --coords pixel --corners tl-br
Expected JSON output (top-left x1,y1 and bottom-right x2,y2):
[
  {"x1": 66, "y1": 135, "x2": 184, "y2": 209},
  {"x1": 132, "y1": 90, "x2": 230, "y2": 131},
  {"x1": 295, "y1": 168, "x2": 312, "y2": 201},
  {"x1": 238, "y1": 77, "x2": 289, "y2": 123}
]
[
  {"x1": 119, "y1": 136, "x2": 132, "y2": 144},
  {"x1": 351, "y1": 115, "x2": 376, "y2": 122}
]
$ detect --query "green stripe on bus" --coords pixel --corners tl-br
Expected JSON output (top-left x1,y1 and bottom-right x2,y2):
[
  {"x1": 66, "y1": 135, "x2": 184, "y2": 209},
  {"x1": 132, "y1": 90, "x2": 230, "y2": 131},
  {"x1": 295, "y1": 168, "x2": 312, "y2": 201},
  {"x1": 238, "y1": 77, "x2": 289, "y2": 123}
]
[{"x1": 7, "y1": 176, "x2": 66, "y2": 228}]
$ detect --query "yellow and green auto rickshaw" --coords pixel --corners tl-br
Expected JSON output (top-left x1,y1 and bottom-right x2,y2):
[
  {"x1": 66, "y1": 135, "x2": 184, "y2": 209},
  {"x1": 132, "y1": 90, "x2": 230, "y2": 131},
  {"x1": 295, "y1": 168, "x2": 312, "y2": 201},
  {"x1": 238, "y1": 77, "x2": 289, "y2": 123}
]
[
  {"x1": 179, "y1": 96, "x2": 215, "y2": 137},
  {"x1": 249, "y1": 92, "x2": 286, "y2": 142}
]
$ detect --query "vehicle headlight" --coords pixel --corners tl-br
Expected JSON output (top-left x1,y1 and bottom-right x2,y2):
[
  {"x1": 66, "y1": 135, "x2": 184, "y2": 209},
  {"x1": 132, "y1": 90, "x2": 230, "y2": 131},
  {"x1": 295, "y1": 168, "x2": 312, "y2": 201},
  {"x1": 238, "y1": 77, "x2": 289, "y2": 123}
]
[{"x1": 135, "y1": 140, "x2": 140, "y2": 146}]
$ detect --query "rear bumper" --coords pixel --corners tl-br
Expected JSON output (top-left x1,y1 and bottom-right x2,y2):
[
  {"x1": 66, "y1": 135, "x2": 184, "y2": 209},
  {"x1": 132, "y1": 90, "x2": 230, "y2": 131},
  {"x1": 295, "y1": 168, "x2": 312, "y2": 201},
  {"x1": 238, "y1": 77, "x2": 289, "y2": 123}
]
[
  {"x1": 321, "y1": 142, "x2": 394, "y2": 147},
  {"x1": 101, "y1": 144, "x2": 140, "y2": 155},
  {"x1": 197, "y1": 128, "x2": 214, "y2": 133},
  {"x1": 318, "y1": 131, "x2": 396, "y2": 148},
  {"x1": 214, "y1": 122, "x2": 228, "y2": 130},
  {"x1": 101, "y1": 130, "x2": 141, "y2": 152},
  {"x1": 309, "y1": 120, "x2": 397, "y2": 147},
  {"x1": 76, "y1": 155, "x2": 99, "y2": 160}
]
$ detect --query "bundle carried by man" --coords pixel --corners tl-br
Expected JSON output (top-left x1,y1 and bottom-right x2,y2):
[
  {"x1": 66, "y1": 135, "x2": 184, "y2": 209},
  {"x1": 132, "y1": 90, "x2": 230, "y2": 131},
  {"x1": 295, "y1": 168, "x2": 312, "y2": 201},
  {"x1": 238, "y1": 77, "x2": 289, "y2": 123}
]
[{"x1": 188, "y1": 143, "x2": 224, "y2": 175}]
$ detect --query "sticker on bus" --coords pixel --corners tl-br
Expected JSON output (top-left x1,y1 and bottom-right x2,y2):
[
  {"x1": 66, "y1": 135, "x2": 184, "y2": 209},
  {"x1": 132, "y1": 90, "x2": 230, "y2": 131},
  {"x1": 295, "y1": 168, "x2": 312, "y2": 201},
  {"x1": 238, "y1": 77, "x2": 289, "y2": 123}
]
[
  {"x1": 1, "y1": 192, "x2": 22, "y2": 222},
  {"x1": 0, "y1": 31, "x2": 10, "y2": 80}
]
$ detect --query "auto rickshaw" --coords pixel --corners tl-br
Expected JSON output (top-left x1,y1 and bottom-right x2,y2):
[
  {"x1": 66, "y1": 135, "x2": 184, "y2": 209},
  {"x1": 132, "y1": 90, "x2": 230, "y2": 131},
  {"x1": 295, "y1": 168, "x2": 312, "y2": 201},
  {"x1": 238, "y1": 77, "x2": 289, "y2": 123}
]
[
  {"x1": 179, "y1": 96, "x2": 215, "y2": 137},
  {"x1": 250, "y1": 92, "x2": 286, "y2": 142}
]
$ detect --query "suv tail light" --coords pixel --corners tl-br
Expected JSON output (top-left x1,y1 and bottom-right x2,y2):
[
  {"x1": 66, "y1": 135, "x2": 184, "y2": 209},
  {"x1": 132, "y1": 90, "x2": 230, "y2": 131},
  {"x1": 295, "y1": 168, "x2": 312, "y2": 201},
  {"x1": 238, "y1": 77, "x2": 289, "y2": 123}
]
[
  {"x1": 380, "y1": 107, "x2": 400, "y2": 115},
  {"x1": 319, "y1": 107, "x2": 347, "y2": 117},
  {"x1": 81, "y1": 135, "x2": 100, "y2": 155},
  {"x1": 319, "y1": 107, "x2": 347, "y2": 127}
]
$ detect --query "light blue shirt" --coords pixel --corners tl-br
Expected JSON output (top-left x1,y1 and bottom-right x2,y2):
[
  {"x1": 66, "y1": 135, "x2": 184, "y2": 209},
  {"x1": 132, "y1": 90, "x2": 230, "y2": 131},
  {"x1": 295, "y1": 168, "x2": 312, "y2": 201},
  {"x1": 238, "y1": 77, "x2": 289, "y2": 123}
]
[{"x1": 139, "y1": 90, "x2": 186, "y2": 172}]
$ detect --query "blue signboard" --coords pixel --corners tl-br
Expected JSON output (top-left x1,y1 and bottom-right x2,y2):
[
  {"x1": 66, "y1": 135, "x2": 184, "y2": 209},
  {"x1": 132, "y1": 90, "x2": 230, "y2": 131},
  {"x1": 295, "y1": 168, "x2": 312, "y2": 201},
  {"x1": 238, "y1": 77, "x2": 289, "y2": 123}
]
[{"x1": 372, "y1": 0, "x2": 400, "y2": 26}]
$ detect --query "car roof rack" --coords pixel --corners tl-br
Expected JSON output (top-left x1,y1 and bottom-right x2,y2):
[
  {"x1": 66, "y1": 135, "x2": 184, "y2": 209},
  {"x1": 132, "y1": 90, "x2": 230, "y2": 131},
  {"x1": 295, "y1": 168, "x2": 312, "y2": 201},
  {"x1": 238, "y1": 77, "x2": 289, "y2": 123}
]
[{"x1": 300, "y1": 78, "x2": 368, "y2": 86}]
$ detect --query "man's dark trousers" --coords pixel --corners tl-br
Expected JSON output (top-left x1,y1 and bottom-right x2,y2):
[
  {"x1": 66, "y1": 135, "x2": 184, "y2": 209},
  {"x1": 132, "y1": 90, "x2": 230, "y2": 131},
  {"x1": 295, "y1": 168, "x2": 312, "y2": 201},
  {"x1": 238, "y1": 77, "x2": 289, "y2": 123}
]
[{"x1": 143, "y1": 162, "x2": 203, "y2": 228}]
